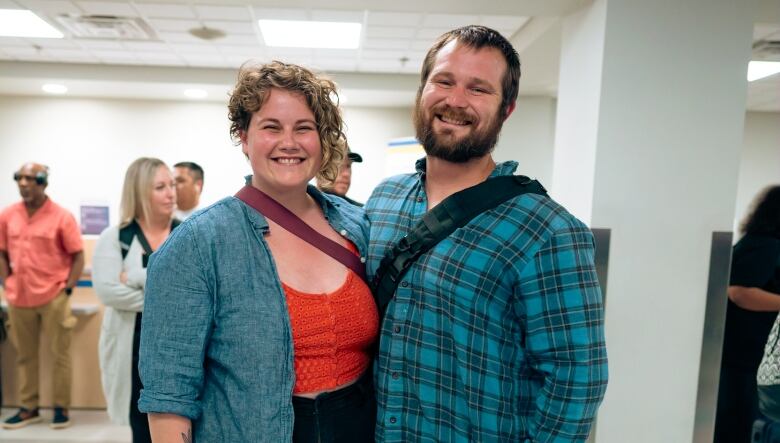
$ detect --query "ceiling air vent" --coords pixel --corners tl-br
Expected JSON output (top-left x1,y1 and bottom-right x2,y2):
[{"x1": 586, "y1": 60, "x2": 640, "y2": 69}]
[
  {"x1": 753, "y1": 40, "x2": 780, "y2": 60},
  {"x1": 55, "y1": 14, "x2": 158, "y2": 40}
]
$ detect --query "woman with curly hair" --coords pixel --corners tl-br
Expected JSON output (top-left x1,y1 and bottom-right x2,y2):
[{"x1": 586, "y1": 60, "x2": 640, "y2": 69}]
[
  {"x1": 715, "y1": 185, "x2": 780, "y2": 443},
  {"x1": 137, "y1": 61, "x2": 378, "y2": 442}
]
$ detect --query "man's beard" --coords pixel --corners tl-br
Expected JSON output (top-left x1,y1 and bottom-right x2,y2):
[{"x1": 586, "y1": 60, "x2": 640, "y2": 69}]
[{"x1": 414, "y1": 101, "x2": 503, "y2": 164}]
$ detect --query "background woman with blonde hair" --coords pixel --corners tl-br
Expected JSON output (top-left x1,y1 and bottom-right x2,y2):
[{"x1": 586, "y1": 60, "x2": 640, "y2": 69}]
[{"x1": 92, "y1": 157, "x2": 178, "y2": 443}]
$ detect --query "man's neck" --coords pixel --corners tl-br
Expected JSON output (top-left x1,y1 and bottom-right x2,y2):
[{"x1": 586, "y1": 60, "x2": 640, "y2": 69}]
[
  {"x1": 24, "y1": 195, "x2": 47, "y2": 217},
  {"x1": 425, "y1": 155, "x2": 496, "y2": 210}
]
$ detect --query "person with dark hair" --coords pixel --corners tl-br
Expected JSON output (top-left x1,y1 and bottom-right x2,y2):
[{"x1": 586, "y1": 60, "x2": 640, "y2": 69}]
[
  {"x1": 316, "y1": 139, "x2": 364, "y2": 206},
  {"x1": 172, "y1": 161, "x2": 204, "y2": 220},
  {"x1": 138, "y1": 61, "x2": 375, "y2": 442},
  {"x1": 1, "y1": 163, "x2": 84, "y2": 430},
  {"x1": 366, "y1": 25, "x2": 608, "y2": 442},
  {"x1": 715, "y1": 185, "x2": 780, "y2": 443}
]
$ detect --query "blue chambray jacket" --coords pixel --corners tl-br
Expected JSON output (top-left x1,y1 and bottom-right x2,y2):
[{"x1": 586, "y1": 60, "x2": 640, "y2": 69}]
[{"x1": 138, "y1": 185, "x2": 368, "y2": 442}]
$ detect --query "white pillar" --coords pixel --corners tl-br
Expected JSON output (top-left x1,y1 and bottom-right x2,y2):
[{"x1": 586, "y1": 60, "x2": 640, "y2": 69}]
[{"x1": 552, "y1": 1, "x2": 755, "y2": 441}]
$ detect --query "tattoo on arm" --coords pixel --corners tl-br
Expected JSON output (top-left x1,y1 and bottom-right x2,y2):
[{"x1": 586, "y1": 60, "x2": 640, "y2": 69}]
[{"x1": 181, "y1": 429, "x2": 192, "y2": 443}]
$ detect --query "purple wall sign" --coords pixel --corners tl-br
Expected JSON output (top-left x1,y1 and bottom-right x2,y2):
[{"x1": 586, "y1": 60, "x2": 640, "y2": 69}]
[{"x1": 80, "y1": 205, "x2": 110, "y2": 235}]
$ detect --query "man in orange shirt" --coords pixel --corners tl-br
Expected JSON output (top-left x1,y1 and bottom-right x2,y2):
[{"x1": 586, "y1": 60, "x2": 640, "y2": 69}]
[{"x1": 0, "y1": 163, "x2": 84, "y2": 430}]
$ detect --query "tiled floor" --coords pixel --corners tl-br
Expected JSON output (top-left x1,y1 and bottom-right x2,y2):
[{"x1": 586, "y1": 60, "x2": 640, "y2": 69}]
[{"x1": 0, "y1": 408, "x2": 131, "y2": 443}]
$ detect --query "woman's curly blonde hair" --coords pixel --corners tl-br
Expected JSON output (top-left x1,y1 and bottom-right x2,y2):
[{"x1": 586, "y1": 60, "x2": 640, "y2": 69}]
[{"x1": 228, "y1": 60, "x2": 346, "y2": 185}]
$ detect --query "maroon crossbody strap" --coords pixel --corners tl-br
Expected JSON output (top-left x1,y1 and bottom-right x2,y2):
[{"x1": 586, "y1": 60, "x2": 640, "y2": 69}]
[{"x1": 235, "y1": 185, "x2": 368, "y2": 283}]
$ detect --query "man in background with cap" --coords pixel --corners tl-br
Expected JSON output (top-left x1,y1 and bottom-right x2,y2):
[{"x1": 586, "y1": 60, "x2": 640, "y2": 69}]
[{"x1": 317, "y1": 141, "x2": 364, "y2": 206}]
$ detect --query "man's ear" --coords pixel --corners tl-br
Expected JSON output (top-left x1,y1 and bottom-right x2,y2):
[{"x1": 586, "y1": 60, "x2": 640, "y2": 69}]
[
  {"x1": 195, "y1": 181, "x2": 203, "y2": 194},
  {"x1": 503, "y1": 101, "x2": 517, "y2": 121}
]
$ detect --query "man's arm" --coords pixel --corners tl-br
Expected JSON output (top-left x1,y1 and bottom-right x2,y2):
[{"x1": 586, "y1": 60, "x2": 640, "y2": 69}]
[
  {"x1": 0, "y1": 250, "x2": 9, "y2": 286},
  {"x1": 149, "y1": 413, "x2": 192, "y2": 443},
  {"x1": 517, "y1": 221, "x2": 609, "y2": 442},
  {"x1": 728, "y1": 285, "x2": 780, "y2": 311},
  {"x1": 65, "y1": 251, "x2": 84, "y2": 291}
]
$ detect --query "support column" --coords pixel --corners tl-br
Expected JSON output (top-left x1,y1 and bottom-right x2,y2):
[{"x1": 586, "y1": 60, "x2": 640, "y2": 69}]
[{"x1": 552, "y1": 1, "x2": 755, "y2": 441}]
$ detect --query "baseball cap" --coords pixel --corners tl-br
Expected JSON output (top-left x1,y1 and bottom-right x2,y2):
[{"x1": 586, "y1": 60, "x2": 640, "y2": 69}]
[{"x1": 347, "y1": 149, "x2": 363, "y2": 163}]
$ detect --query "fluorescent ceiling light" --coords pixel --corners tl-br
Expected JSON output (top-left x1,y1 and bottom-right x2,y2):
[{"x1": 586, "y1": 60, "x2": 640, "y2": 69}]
[
  {"x1": 184, "y1": 88, "x2": 208, "y2": 99},
  {"x1": 258, "y1": 20, "x2": 361, "y2": 49},
  {"x1": 748, "y1": 61, "x2": 780, "y2": 82},
  {"x1": 0, "y1": 9, "x2": 63, "y2": 38},
  {"x1": 42, "y1": 84, "x2": 67, "y2": 94}
]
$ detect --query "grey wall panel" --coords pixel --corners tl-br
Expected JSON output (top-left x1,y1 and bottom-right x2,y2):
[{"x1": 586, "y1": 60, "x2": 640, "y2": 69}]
[{"x1": 693, "y1": 231, "x2": 733, "y2": 443}]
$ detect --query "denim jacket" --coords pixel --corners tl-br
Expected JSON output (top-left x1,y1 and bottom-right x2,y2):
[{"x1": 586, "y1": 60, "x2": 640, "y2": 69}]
[{"x1": 138, "y1": 185, "x2": 369, "y2": 442}]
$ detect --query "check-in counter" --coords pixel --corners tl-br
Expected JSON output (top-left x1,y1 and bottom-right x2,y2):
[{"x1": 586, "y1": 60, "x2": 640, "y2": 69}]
[{"x1": 1, "y1": 238, "x2": 107, "y2": 409}]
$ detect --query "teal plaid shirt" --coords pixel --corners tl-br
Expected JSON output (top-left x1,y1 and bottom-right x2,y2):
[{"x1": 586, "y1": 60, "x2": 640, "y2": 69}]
[{"x1": 366, "y1": 159, "x2": 608, "y2": 442}]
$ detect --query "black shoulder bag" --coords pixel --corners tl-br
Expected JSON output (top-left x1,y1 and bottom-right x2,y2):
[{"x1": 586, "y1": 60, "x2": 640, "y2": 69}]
[
  {"x1": 371, "y1": 175, "x2": 548, "y2": 318},
  {"x1": 119, "y1": 219, "x2": 181, "y2": 264}
]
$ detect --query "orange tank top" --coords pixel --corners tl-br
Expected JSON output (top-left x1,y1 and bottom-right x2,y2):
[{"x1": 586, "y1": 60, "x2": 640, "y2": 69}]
[{"x1": 282, "y1": 242, "x2": 379, "y2": 394}]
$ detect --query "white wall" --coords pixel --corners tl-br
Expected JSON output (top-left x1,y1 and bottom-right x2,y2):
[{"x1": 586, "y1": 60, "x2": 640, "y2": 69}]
[
  {"x1": 733, "y1": 111, "x2": 780, "y2": 235},
  {"x1": 0, "y1": 95, "x2": 245, "y2": 228},
  {"x1": 494, "y1": 96, "x2": 557, "y2": 186}
]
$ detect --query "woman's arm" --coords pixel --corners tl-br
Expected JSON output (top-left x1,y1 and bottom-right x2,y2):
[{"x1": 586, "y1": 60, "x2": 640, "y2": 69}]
[
  {"x1": 728, "y1": 285, "x2": 780, "y2": 312},
  {"x1": 93, "y1": 227, "x2": 145, "y2": 311},
  {"x1": 148, "y1": 413, "x2": 192, "y2": 443}
]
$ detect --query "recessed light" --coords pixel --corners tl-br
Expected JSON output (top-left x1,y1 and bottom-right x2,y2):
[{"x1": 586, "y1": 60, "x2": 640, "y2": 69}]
[
  {"x1": 258, "y1": 20, "x2": 361, "y2": 49},
  {"x1": 0, "y1": 9, "x2": 63, "y2": 38},
  {"x1": 42, "y1": 84, "x2": 67, "y2": 94},
  {"x1": 184, "y1": 88, "x2": 208, "y2": 99},
  {"x1": 748, "y1": 61, "x2": 780, "y2": 82}
]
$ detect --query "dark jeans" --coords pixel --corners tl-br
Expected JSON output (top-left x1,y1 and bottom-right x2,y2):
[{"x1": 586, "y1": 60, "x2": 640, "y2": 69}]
[
  {"x1": 292, "y1": 372, "x2": 376, "y2": 443},
  {"x1": 130, "y1": 313, "x2": 152, "y2": 443},
  {"x1": 716, "y1": 365, "x2": 763, "y2": 443}
]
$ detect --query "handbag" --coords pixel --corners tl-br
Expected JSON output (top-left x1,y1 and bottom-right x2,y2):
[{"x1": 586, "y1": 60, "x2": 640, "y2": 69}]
[{"x1": 758, "y1": 312, "x2": 780, "y2": 421}]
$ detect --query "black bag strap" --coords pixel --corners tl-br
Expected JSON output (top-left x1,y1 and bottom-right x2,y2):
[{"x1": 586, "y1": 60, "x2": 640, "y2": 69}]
[
  {"x1": 371, "y1": 175, "x2": 548, "y2": 318},
  {"x1": 119, "y1": 219, "x2": 181, "y2": 260}
]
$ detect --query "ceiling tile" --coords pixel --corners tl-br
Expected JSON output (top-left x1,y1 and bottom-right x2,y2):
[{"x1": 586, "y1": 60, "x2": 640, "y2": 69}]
[
  {"x1": 122, "y1": 41, "x2": 169, "y2": 51},
  {"x1": 215, "y1": 34, "x2": 258, "y2": 46},
  {"x1": 134, "y1": 2, "x2": 195, "y2": 19},
  {"x1": 310, "y1": 9, "x2": 364, "y2": 23},
  {"x1": 158, "y1": 31, "x2": 208, "y2": 44},
  {"x1": 753, "y1": 23, "x2": 780, "y2": 41},
  {"x1": 225, "y1": 54, "x2": 263, "y2": 65},
  {"x1": 422, "y1": 14, "x2": 477, "y2": 28},
  {"x1": 14, "y1": 0, "x2": 81, "y2": 14},
  {"x1": 0, "y1": 37, "x2": 30, "y2": 47},
  {"x1": 3, "y1": 46, "x2": 45, "y2": 56},
  {"x1": 148, "y1": 18, "x2": 200, "y2": 32},
  {"x1": 195, "y1": 5, "x2": 249, "y2": 21},
  {"x1": 168, "y1": 42, "x2": 217, "y2": 53},
  {"x1": 76, "y1": 1, "x2": 136, "y2": 16},
  {"x1": 400, "y1": 64, "x2": 422, "y2": 74},
  {"x1": 45, "y1": 47, "x2": 88, "y2": 57},
  {"x1": 0, "y1": 0, "x2": 19, "y2": 7},
  {"x1": 367, "y1": 11, "x2": 421, "y2": 27},
  {"x1": 253, "y1": 8, "x2": 307, "y2": 21},
  {"x1": 219, "y1": 44, "x2": 261, "y2": 55},
  {"x1": 310, "y1": 59, "x2": 357, "y2": 72},
  {"x1": 77, "y1": 39, "x2": 123, "y2": 49},
  {"x1": 25, "y1": 37, "x2": 79, "y2": 48},
  {"x1": 361, "y1": 49, "x2": 409, "y2": 60},
  {"x1": 203, "y1": 20, "x2": 255, "y2": 34},
  {"x1": 410, "y1": 39, "x2": 435, "y2": 51},
  {"x1": 363, "y1": 38, "x2": 411, "y2": 50},
  {"x1": 366, "y1": 26, "x2": 417, "y2": 39},
  {"x1": 310, "y1": 48, "x2": 358, "y2": 58},
  {"x1": 415, "y1": 28, "x2": 451, "y2": 40},
  {"x1": 92, "y1": 49, "x2": 135, "y2": 59},
  {"x1": 359, "y1": 60, "x2": 403, "y2": 72},
  {"x1": 134, "y1": 51, "x2": 179, "y2": 61},
  {"x1": 479, "y1": 15, "x2": 529, "y2": 31}
]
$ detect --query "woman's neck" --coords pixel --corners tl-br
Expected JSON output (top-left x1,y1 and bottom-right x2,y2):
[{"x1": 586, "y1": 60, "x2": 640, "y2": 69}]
[
  {"x1": 138, "y1": 214, "x2": 170, "y2": 232},
  {"x1": 251, "y1": 180, "x2": 315, "y2": 216}
]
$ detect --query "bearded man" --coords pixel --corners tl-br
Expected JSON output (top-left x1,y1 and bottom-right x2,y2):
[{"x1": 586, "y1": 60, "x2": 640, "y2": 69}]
[{"x1": 365, "y1": 25, "x2": 609, "y2": 442}]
